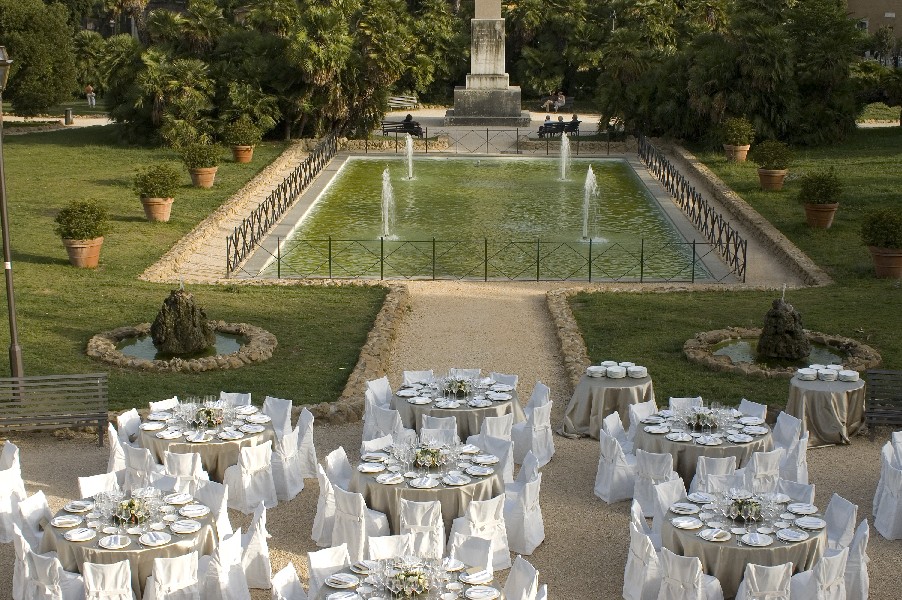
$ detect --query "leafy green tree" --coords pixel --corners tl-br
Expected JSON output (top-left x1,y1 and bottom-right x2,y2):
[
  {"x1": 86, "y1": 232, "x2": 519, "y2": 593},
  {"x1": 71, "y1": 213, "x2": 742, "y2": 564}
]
[{"x1": 73, "y1": 30, "x2": 107, "y2": 93}]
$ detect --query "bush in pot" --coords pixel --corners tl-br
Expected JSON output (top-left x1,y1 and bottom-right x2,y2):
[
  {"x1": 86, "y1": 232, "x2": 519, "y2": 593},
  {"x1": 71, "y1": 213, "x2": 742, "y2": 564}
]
[
  {"x1": 721, "y1": 117, "x2": 755, "y2": 162},
  {"x1": 134, "y1": 164, "x2": 181, "y2": 222},
  {"x1": 221, "y1": 117, "x2": 262, "y2": 163},
  {"x1": 861, "y1": 208, "x2": 902, "y2": 278},
  {"x1": 181, "y1": 143, "x2": 221, "y2": 188},
  {"x1": 749, "y1": 140, "x2": 793, "y2": 191},
  {"x1": 797, "y1": 167, "x2": 842, "y2": 229},
  {"x1": 54, "y1": 199, "x2": 109, "y2": 268}
]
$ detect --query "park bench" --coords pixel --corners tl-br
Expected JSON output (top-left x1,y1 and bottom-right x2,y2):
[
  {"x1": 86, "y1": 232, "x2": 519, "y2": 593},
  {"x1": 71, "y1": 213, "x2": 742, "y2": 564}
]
[
  {"x1": 388, "y1": 95, "x2": 419, "y2": 110},
  {"x1": 537, "y1": 95, "x2": 575, "y2": 113},
  {"x1": 865, "y1": 369, "x2": 902, "y2": 439},
  {"x1": 0, "y1": 373, "x2": 109, "y2": 446},
  {"x1": 381, "y1": 120, "x2": 425, "y2": 138},
  {"x1": 537, "y1": 120, "x2": 580, "y2": 138}
]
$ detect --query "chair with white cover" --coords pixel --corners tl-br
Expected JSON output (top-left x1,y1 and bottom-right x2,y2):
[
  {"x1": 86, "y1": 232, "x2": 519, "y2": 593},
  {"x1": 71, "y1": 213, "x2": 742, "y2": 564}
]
[
  {"x1": 219, "y1": 392, "x2": 251, "y2": 407},
  {"x1": 525, "y1": 382, "x2": 551, "y2": 419},
  {"x1": 475, "y1": 413, "x2": 514, "y2": 442},
  {"x1": 26, "y1": 549, "x2": 85, "y2": 600},
  {"x1": 656, "y1": 547, "x2": 724, "y2": 600},
  {"x1": 324, "y1": 446, "x2": 354, "y2": 491},
  {"x1": 738, "y1": 398, "x2": 768, "y2": 420},
  {"x1": 740, "y1": 448, "x2": 785, "y2": 494},
  {"x1": 506, "y1": 451, "x2": 540, "y2": 503},
  {"x1": 449, "y1": 368, "x2": 481, "y2": 379},
  {"x1": 83, "y1": 559, "x2": 135, "y2": 600},
  {"x1": 790, "y1": 546, "x2": 848, "y2": 600},
  {"x1": 223, "y1": 441, "x2": 278, "y2": 514},
  {"x1": 0, "y1": 440, "x2": 27, "y2": 543},
  {"x1": 361, "y1": 434, "x2": 393, "y2": 454},
  {"x1": 106, "y1": 424, "x2": 127, "y2": 478},
  {"x1": 270, "y1": 562, "x2": 306, "y2": 600},
  {"x1": 403, "y1": 370, "x2": 434, "y2": 385},
  {"x1": 704, "y1": 473, "x2": 745, "y2": 496},
  {"x1": 361, "y1": 390, "x2": 383, "y2": 441},
  {"x1": 628, "y1": 400, "x2": 658, "y2": 441},
  {"x1": 824, "y1": 493, "x2": 858, "y2": 551},
  {"x1": 594, "y1": 430, "x2": 637, "y2": 504},
  {"x1": 874, "y1": 458, "x2": 902, "y2": 539},
  {"x1": 311, "y1": 465, "x2": 336, "y2": 547},
  {"x1": 12, "y1": 524, "x2": 32, "y2": 600},
  {"x1": 241, "y1": 503, "x2": 272, "y2": 589},
  {"x1": 668, "y1": 397, "x2": 702, "y2": 411},
  {"x1": 199, "y1": 528, "x2": 250, "y2": 600},
  {"x1": 419, "y1": 428, "x2": 457, "y2": 446},
  {"x1": 873, "y1": 441, "x2": 897, "y2": 514},
  {"x1": 511, "y1": 400, "x2": 554, "y2": 467},
  {"x1": 623, "y1": 523, "x2": 661, "y2": 600},
  {"x1": 367, "y1": 533, "x2": 414, "y2": 560},
  {"x1": 262, "y1": 396, "x2": 293, "y2": 439},
  {"x1": 272, "y1": 425, "x2": 305, "y2": 502},
  {"x1": 689, "y1": 456, "x2": 737, "y2": 495},
  {"x1": 163, "y1": 451, "x2": 210, "y2": 495},
  {"x1": 489, "y1": 372, "x2": 519, "y2": 389},
  {"x1": 422, "y1": 414, "x2": 458, "y2": 433},
  {"x1": 503, "y1": 555, "x2": 538, "y2": 600},
  {"x1": 734, "y1": 562, "x2": 792, "y2": 600},
  {"x1": 149, "y1": 396, "x2": 178, "y2": 413},
  {"x1": 602, "y1": 412, "x2": 633, "y2": 455},
  {"x1": 367, "y1": 405, "x2": 417, "y2": 446},
  {"x1": 630, "y1": 500, "x2": 660, "y2": 551},
  {"x1": 78, "y1": 472, "x2": 120, "y2": 499},
  {"x1": 331, "y1": 486, "x2": 390, "y2": 563},
  {"x1": 504, "y1": 473, "x2": 544, "y2": 555},
  {"x1": 841, "y1": 519, "x2": 869, "y2": 600},
  {"x1": 193, "y1": 479, "x2": 232, "y2": 540},
  {"x1": 123, "y1": 445, "x2": 165, "y2": 490},
  {"x1": 143, "y1": 550, "x2": 200, "y2": 600},
  {"x1": 536, "y1": 584, "x2": 547, "y2": 600},
  {"x1": 365, "y1": 376, "x2": 393, "y2": 407},
  {"x1": 776, "y1": 479, "x2": 816, "y2": 505},
  {"x1": 448, "y1": 494, "x2": 511, "y2": 571},
  {"x1": 633, "y1": 450, "x2": 679, "y2": 515},
  {"x1": 116, "y1": 408, "x2": 141, "y2": 446},
  {"x1": 307, "y1": 544, "x2": 350, "y2": 599},
  {"x1": 15, "y1": 490, "x2": 52, "y2": 550},
  {"x1": 296, "y1": 408, "x2": 317, "y2": 479},
  {"x1": 651, "y1": 478, "x2": 687, "y2": 539},
  {"x1": 779, "y1": 432, "x2": 810, "y2": 484},
  {"x1": 446, "y1": 532, "x2": 492, "y2": 572},
  {"x1": 399, "y1": 498, "x2": 445, "y2": 560},
  {"x1": 772, "y1": 412, "x2": 803, "y2": 451},
  {"x1": 470, "y1": 435, "x2": 514, "y2": 484}
]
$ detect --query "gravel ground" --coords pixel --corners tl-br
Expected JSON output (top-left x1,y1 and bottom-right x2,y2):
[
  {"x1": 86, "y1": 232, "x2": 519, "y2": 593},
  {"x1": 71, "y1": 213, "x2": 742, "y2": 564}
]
[{"x1": 1, "y1": 281, "x2": 900, "y2": 598}]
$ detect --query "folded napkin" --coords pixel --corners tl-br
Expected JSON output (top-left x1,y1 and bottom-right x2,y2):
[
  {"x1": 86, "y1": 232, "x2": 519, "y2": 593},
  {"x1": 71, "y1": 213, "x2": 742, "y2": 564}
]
[
  {"x1": 64, "y1": 527, "x2": 95, "y2": 542},
  {"x1": 461, "y1": 570, "x2": 493, "y2": 585},
  {"x1": 466, "y1": 587, "x2": 499, "y2": 600},
  {"x1": 326, "y1": 593, "x2": 361, "y2": 600},
  {"x1": 326, "y1": 573, "x2": 359, "y2": 586}
]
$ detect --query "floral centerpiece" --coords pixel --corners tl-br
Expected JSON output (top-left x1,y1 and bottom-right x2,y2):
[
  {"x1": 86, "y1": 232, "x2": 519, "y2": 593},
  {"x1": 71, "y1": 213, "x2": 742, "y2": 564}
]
[
  {"x1": 685, "y1": 409, "x2": 717, "y2": 431},
  {"x1": 415, "y1": 446, "x2": 449, "y2": 469},
  {"x1": 389, "y1": 564, "x2": 430, "y2": 597},
  {"x1": 195, "y1": 406, "x2": 224, "y2": 429},
  {"x1": 731, "y1": 497, "x2": 761, "y2": 519},
  {"x1": 443, "y1": 376, "x2": 473, "y2": 396},
  {"x1": 114, "y1": 497, "x2": 149, "y2": 525}
]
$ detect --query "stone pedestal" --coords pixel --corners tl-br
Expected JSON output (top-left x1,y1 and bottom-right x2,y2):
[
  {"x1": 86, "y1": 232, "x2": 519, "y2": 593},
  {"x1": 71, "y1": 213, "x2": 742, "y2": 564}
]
[{"x1": 445, "y1": 88, "x2": 530, "y2": 126}]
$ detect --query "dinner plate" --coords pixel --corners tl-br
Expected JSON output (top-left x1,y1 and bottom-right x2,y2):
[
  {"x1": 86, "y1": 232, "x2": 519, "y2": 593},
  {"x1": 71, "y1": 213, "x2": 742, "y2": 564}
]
[
  {"x1": 239, "y1": 424, "x2": 266, "y2": 434},
  {"x1": 51, "y1": 515, "x2": 83, "y2": 528},
  {"x1": 486, "y1": 392, "x2": 512, "y2": 401},
  {"x1": 787, "y1": 503, "x2": 818, "y2": 515},
  {"x1": 396, "y1": 389, "x2": 419, "y2": 397},
  {"x1": 641, "y1": 416, "x2": 664, "y2": 424},
  {"x1": 468, "y1": 399, "x2": 492, "y2": 408},
  {"x1": 64, "y1": 527, "x2": 97, "y2": 542},
  {"x1": 472, "y1": 454, "x2": 499, "y2": 465},
  {"x1": 139, "y1": 422, "x2": 165, "y2": 431},
  {"x1": 443, "y1": 557, "x2": 465, "y2": 572},
  {"x1": 460, "y1": 570, "x2": 493, "y2": 585},
  {"x1": 235, "y1": 405, "x2": 258, "y2": 415},
  {"x1": 357, "y1": 462, "x2": 386, "y2": 474},
  {"x1": 739, "y1": 416, "x2": 765, "y2": 426},
  {"x1": 741, "y1": 533, "x2": 774, "y2": 547},
  {"x1": 98, "y1": 535, "x2": 131, "y2": 550},
  {"x1": 705, "y1": 521, "x2": 729, "y2": 530},
  {"x1": 695, "y1": 435, "x2": 723, "y2": 446},
  {"x1": 156, "y1": 429, "x2": 182, "y2": 439},
  {"x1": 170, "y1": 519, "x2": 202, "y2": 534},
  {"x1": 465, "y1": 586, "x2": 500, "y2": 600},
  {"x1": 126, "y1": 526, "x2": 143, "y2": 535},
  {"x1": 727, "y1": 434, "x2": 754, "y2": 444},
  {"x1": 65, "y1": 500, "x2": 93, "y2": 513},
  {"x1": 375, "y1": 473, "x2": 404, "y2": 485},
  {"x1": 666, "y1": 432, "x2": 693, "y2": 442},
  {"x1": 179, "y1": 504, "x2": 210, "y2": 518},
  {"x1": 147, "y1": 412, "x2": 172, "y2": 421},
  {"x1": 217, "y1": 430, "x2": 245, "y2": 440},
  {"x1": 644, "y1": 425, "x2": 670, "y2": 434},
  {"x1": 459, "y1": 444, "x2": 481, "y2": 454},
  {"x1": 409, "y1": 477, "x2": 440, "y2": 489},
  {"x1": 730, "y1": 527, "x2": 748, "y2": 535},
  {"x1": 670, "y1": 502, "x2": 701, "y2": 515},
  {"x1": 244, "y1": 414, "x2": 271, "y2": 424},
  {"x1": 671, "y1": 517, "x2": 704, "y2": 530},
  {"x1": 185, "y1": 432, "x2": 213, "y2": 443},
  {"x1": 795, "y1": 516, "x2": 827, "y2": 530},
  {"x1": 697, "y1": 528, "x2": 731, "y2": 542},
  {"x1": 362, "y1": 452, "x2": 390, "y2": 462},
  {"x1": 744, "y1": 426, "x2": 770, "y2": 436},
  {"x1": 139, "y1": 532, "x2": 172, "y2": 547},
  {"x1": 326, "y1": 573, "x2": 359, "y2": 588},
  {"x1": 442, "y1": 474, "x2": 472, "y2": 486},
  {"x1": 777, "y1": 528, "x2": 810, "y2": 542},
  {"x1": 350, "y1": 560, "x2": 379, "y2": 574},
  {"x1": 490, "y1": 383, "x2": 514, "y2": 392},
  {"x1": 466, "y1": 465, "x2": 494, "y2": 477},
  {"x1": 434, "y1": 400, "x2": 461, "y2": 409},
  {"x1": 164, "y1": 492, "x2": 193, "y2": 505},
  {"x1": 687, "y1": 492, "x2": 715, "y2": 504},
  {"x1": 407, "y1": 396, "x2": 433, "y2": 405}
]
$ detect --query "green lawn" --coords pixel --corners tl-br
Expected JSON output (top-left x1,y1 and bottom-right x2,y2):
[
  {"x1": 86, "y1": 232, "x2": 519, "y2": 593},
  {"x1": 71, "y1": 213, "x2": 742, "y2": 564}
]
[
  {"x1": 0, "y1": 125, "x2": 387, "y2": 409},
  {"x1": 2, "y1": 98, "x2": 110, "y2": 118},
  {"x1": 571, "y1": 126, "x2": 902, "y2": 408},
  {"x1": 858, "y1": 102, "x2": 901, "y2": 122}
]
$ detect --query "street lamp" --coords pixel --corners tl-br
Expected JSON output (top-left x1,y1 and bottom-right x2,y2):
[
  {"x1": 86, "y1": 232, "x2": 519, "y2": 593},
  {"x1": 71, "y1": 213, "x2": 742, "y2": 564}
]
[{"x1": 0, "y1": 46, "x2": 24, "y2": 377}]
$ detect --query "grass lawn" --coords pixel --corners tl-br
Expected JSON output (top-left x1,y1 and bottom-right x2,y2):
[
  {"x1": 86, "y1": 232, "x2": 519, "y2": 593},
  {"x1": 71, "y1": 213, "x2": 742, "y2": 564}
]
[
  {"x1": 571, "y1": 126, "x2": 902, "y2": 408},
  {"x1": 858, "y1": 102, "x2": 901, "y2": 122},
  {"x1": 2, "y1": 98, "x2": 110, "y2": 118},
  {"x1": 0, "y1": 125, "x2": 387, "y2": 410}
]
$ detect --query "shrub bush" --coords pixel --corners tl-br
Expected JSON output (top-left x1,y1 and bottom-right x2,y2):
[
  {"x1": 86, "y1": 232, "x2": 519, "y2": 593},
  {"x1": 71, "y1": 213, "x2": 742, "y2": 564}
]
[
  {"x1": 721, "y1": 117, "x2": 755, "y2": 146},
  {"x1": 750, "y1": 140, "x2": 793, "y2": 170},
  {"x1": 797, "y1": 167, "x2": 842, "y2": 205},
  {"x1": 180, "y1": 143, "x2": 221, "y2": 169},
  {"x1": 861, "y1": 208, "x2": 902, "y2": 248},
  {"x1": 53, "y1": 199, "x2": 109, "y2": 240},
  {"x1": 133, "y1": 164, "x2": 181, "y2": 198}
]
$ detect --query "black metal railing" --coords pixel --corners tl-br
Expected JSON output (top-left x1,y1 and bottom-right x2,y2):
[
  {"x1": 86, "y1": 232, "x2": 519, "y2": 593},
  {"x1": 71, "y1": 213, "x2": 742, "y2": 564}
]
[
  {"x1": 226, "y1": 132, "x2": 338, "y2": 276},
  {"x1": 637, "y1": 135, "x2": 747, "y2": 281}
]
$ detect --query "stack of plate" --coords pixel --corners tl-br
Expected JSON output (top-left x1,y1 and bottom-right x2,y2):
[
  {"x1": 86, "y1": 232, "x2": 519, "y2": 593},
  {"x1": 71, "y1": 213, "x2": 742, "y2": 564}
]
[
  {"x1": 817, "y1": 369, "x2": 838, "y2": 382},
  {"x1": 796, "y1": 368, "x2": 817, "y2": 381},
  {"x1": 586, "y1": 366, "x2": 607, "y2": 378},
  {"x1": 809, "y1": 363, "x2": 826, "y2": 370},
  {"x1": 606, "y1": 366, "x2": 627, "y2": 379},
  {"x1": 139, "y1": 422, "x2": 165, "y2": 431},
  {"x1": 827, "y1": 364, "x2": 844, "y2": 371},
  {"x1": 795, "y1": 516, "x2": 827, "y2": 530},
  {"x1": 170, "y1": 519, "x2": 201, "y2": 534},
  {"x1": 619, "y1": 361, "x2": 636, "y2": 368},
  {"x1": 838, "y1": 370, "x2": 860, "y2": 382},
  {"x1": 627, "y1": 366, "x2": 648, "y2": 378},
  {"x1": 600, "y1": 360, "x2": 619, "y2": 367}
]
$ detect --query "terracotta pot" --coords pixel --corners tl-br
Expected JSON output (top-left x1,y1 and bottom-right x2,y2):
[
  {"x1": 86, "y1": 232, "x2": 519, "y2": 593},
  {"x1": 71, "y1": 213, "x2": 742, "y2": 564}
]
[
  {"x1": 757, "y1": 168, "x2": 788, "y2": 191},
  {"x1": 62, "y1": 236, "x2": 103, "y2": 268},
  {"x1": 868, "y1": 246, "x2": 902, "y2": 278},
  {"x1": 723, "y1": 144, "x2": 750, "y2": 162},
  {"x1": 140, "y1": 197, "x2": 174, "y2": 222},
  {"x1": 804, "y1": 202, "x2": 838, "y2": 229},
  {"x1": 189, "y1": 167, "x2": 218, "y2": 188},
  {"x1": 231, "y1": 145, "x2": 254, "y2": 163}
]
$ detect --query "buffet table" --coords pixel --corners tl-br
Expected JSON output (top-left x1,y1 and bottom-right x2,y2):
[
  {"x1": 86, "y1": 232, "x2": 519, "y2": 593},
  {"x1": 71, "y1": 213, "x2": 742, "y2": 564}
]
[
  {"x1": 561, "y1": 373, "x2": 655, "y2": 438},
  {"x1": 786, "y1": 375, "x2": 866, "y2": 447}
]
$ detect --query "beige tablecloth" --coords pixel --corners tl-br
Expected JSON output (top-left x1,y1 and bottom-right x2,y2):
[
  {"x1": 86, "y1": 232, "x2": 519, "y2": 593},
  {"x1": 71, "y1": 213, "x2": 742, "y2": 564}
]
[
  {"x1": 352, "y1": 469, "x2": 503, "y2": 534},
  {"x1": 139, "y1": 425, "x2": 276, "y2": 482},
  {"x1": 41, "y1": 504, "x2": 216, "y2": 596},
  {"x1": 312, "y1": 564, "x2": 505, "y2": 599},
  {"x1": 560, "y1": 374, "x2": 655, "y2": 438},
  {"x1": 663, "y1": 514, "x2": 825, "y2": 598},
  {"x1": 634, "y1": 427, "x2": 773, "y2": 484},
  {"x1": 392, "y1": 393, "x2": 526, "y2": 441},
  {"x1": 786, "y1": 376, "x2": 866, "y2": 447}
]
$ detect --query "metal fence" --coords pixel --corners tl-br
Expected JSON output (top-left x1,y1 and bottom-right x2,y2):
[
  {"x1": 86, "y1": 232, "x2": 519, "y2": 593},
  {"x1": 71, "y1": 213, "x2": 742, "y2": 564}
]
[
  {"x1": 637, "y1": 136, "x2": 747, "y2": 282},
  {"x1": 225, "y1": 132, "x2": 338, "y2": 276}
]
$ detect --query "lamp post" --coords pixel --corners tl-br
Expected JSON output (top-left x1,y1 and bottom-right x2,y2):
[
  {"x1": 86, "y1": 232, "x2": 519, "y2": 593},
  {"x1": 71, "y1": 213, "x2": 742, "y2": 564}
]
[{"x1": 0, "y1": 46, "x2": 24, "y2": 377}]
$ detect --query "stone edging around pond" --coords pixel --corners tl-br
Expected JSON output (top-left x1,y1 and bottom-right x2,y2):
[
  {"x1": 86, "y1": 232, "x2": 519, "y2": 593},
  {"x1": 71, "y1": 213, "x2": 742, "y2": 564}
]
[
  {"x1": 87, "y1": 321, "x2": 277, "y2": 372},
  {"x1": 683, "y1": 327, "x2": 882, "y2": 379}
]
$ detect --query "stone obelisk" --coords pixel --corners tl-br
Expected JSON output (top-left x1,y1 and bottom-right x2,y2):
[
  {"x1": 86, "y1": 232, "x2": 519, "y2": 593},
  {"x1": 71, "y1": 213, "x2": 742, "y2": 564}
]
[{"x1": 444, "y1": 0, "x2": 531, "y2": 126}]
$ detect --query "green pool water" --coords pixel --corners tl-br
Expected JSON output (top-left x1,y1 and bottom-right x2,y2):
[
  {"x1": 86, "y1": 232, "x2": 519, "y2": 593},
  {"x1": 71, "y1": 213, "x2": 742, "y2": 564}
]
[{"x1": 268, "y1": 157, "x2": 710, "y2": 280}]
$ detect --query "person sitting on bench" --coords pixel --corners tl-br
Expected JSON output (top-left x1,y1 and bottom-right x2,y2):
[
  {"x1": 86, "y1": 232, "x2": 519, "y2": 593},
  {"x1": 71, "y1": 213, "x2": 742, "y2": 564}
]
[
  {"x1": 401, "y1": 114, "x2": 423, "y2": 137},
  {"x1": 540, "y1": 92, "x2": 557, "y2": 112},
  {"x1": 552, "y1": 91, "x2": 566, "y2": 113},
  {"x1": 565, "y1": 114, "x2": 581, "y2": 133}
]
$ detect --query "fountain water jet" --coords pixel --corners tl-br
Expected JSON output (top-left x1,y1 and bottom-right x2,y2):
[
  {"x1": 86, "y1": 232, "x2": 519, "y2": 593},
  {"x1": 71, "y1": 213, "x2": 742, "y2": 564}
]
[
  {"x1": 405, "y1": 134, "x2": 414, "y2": 180},
  {"x1": 582, "y1": 165, "x2": 598, "y2": 240},
  {"x1": 560, "y1": 134, "x2": 571, "y2": 180},
  {"x1": 381, "y1": 168, "x2": 396, "y2": 238}
]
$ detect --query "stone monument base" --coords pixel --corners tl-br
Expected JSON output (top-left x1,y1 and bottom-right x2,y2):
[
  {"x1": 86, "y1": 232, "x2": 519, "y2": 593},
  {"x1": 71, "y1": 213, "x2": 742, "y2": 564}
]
[{"x1": 444, "y1": 86, "x2": 531, "y2": 127}]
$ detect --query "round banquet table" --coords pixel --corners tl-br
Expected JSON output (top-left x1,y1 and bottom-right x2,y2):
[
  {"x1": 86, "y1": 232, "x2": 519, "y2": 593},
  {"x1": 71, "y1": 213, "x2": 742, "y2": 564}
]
[
  {"x1": 633, "y1": 426, "x2": 773, "y2": 484},
  {"x1": 139, "y1": 424, "x2": 276, "y2": 483},
  {"x1": 786, "y1": 375, "x2": 866, "y2": 447},
  {"x1": 560, "y1": 373, "x2": 655, "y2": 438},
  {"x1": 392, "y1": 393, "x2": 526, "y2": 442},
  {"x1": 351, "y1": 468, "x2": 503, "y2": 535},
  {"x1": 40, "y1": 501, "x2": 216, "y2": 597}
]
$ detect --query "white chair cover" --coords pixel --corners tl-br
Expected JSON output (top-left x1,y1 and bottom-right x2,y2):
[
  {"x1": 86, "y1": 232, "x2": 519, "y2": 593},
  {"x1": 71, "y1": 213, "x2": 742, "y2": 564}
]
[
  {"x1": 630, "y1": 500, "x2": 660, "y2": 551},
  {"x1": 368, "y1": 405, "x2": 417, "y2": 446},
  {"x1": 223, "y1": 441, "x2": 277, "y2": 514},
  {"x1": 506, "y1": 451, "x2": 540, "y2": 503},
  {"x1": 874, "y1": 458, "x2": 902, "y2": 539},
  {"x1": 78, "y1": 472, "x2": 120, "y2": 500},
  {"x1": 874, "y1": 441, "x2": 895, "y2": 514},
  {"x1": 449, "y1": 368, "x2": 481, "y2": 379},
  {"x1": 536, "y1": 584, "x2": 547, "y2": 600},
  {"x1": 741, "y1": 448, "x2": 785, "y2": 494},
  {"x1": 448, "y1": 494, "x2": 511, "y2": 571},
  {"x1": 503, "y1": 555, "x2": 539, "y2": 600},
  {"x1": 779, "y1": 432, "x2": 809, "y2": 484},
  {"x1": 776, "y1": 478, "x2": 816, "y2": 504},
  {"x1": 262, "y1": 396, "x2": 293, "y2": 439},
  {"x1": 420, "y1": 428, "x2": 457, "y2": 446},
  {"x1": 704, "y1": 473, "x2": 745, "y2": 496},
  {"x1": 446, "y1": 532, "x2": 493, "y2": 572},
  {"x1": 594, "y1": 430, "x2": 637, "y2": 503},
  {"x1": 772, "y1": 412, "x2": 803, "y2": 451},
  {"x1": 149, "y1": 396, "x2": 178, "y2": 413},
  {"x1": 324, "y1": 446, "x2": 353, "y2": 491},
  {"x1": 106, "y1": 424, "x2": 127, "y2": 478},
  {"x1": 200, "y1": 528, "x2": 250, "y2": 600},
  {"x1": 824, "y1": 493, "x2": 858, "y2": 550},
  {"x1": 399, "y1": 498, "x2": 445, "y2": 560},
  {"x1": 123, "y1": 445, "x2": 165, "y2": 490},
  {"x1": 628, "y1": 400, "x2": 658, "y2": 441},
  {"x1": 623, "y1": 523, "x2": 661, "y2": 600},
  {"x1": 651, "y1": 478, "x2": 687, "y2": 538},
  {"x1": 790, "y1": 547, "x2": 848, "y2": 600},
  {"x1": 511, "y1": 401, "x2": 554, "y2": 467},
  {"x1": 15, "y1": 490, "x2": 52, "y2": 551},
  {"x1": 84, "y1": 559, "x2": 135, "y2": 600},
  {"x1": 840, "y1": 519, "x2": 869, "y2": 600},
  {"x1": 332, "y1": 486, "x2": 390, "y2": 563},
  {"x1": 307, "y1": 544, "x2": 350, "y2": 599},
  {"x1": 422, "y1": 414, "x2": 458, "y2": 432},
  {"x1": 143, "y1": 550, "x2": 200, "y2": 600},
  {"x1": 602, "y1": 412, "x2": 633, "y2": 455},
  {"x1": 471, "y1": 435, "x2": 514, "y2": 484},
  {"x1": 504, "y1": 474, "x2": 544, "y2": 554},
  {"x1": 365, "y1": 376, "x2": 393, "y2": 407},
  {"x1": 634, "y1": 449, "x2": 679, "y2": 515},
  {"x1": 734, "y1": 562, "x2": 791, "y2": 600},
  {"x1": 657, "y1": 547, "x2": 724, "y2": 600},
  {"x1": 0, "y1": 441, "x2": 27, "y2": 544},
  {"x1": 361, "y1": 434, "x2": 393, "y2": 454},
  {"x1": 367, "y1": 533, "x2": 414, "y2": 560},
  {"x1": 163, "y1": 451, "x2": 210, "y2": 495},
  {"x1": 403, "y1": 370, "x2": 434, "y2": 385},
  {"x1": 116, "y1": 409, "x2": 141, "y2": 446},
  {"x1": 193, "y1": 479, "x2": 232, "y2": 540},
  {"x1": 525, "y1": 382, "x2": 551, "y2": 419},
  {"x1": 689, "y1": 456, "x2": 736, "y2": 495},
  {"x1": 241, "y1": 503, "x2": 272, "y2": 589},
  {"x1": 270, "y1": 562, "x2": 306, "y2": 600},
  {"x1": 272, "y1": 425, "x2": 305, "y2": 502},
  {"x1": 12, "y1": 524, "x2": 32, "y2": 600},
  {"x1": 361, "y1": 391, "x2": 383, "y2": 442},
  {"x1": 26, "y1": 549, "x2": 85, "y2": 600},
  {"x1": 668, "y1": 397, "x2": 702, "y2": 411},
  {"x1": 489, "y1": 372, "x2": 519, "y2": 388},
  {"x1": 219, "y1": 392, "x2": 251, "y2": 407},
  {"x1": 311, "y1": 465, "x2": 336, "y2": 547},
  {"x1": 738, "y1": 398, "x2": 768, "y2": 420},
  {"x1": 479, "y1": 413, "x2": 514, "y2": 441},
  {"x1": 296, "y1": 408, "x2": 317, "y2": 479}
]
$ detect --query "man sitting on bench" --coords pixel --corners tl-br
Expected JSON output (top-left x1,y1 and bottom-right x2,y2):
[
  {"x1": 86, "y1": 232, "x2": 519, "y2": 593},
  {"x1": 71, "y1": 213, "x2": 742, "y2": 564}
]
[{"x1": 382, "y1": 114, "x2": 424, "y2": 138}]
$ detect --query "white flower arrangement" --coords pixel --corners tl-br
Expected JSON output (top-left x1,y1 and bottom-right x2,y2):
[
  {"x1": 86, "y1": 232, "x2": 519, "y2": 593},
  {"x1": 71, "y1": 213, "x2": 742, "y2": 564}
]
[{"x1": 443, "y1": 376, "x2": 472, "y2": 396}]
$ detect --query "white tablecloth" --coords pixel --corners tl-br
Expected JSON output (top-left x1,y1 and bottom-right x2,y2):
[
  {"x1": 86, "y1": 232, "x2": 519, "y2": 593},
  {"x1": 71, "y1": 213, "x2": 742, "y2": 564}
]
[
  {"x1": 786, "y1": 376, "x2": 866, "y2": 447},
  {"x1": 561, "y1": 374, "x2": 655, "y2": 438}
]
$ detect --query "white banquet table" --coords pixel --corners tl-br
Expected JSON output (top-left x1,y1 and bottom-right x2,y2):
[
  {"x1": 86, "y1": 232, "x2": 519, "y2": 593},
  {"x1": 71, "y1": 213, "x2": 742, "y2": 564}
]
[
  {"x1": 392, "y1": 392, "x2": 526, "y2": 442},
  {"x1": 561, "y1": 373, "x2": 654, "y2": 438},
  {"x1": 786, "y1": 375, "x2": 866, "y2": 447}
]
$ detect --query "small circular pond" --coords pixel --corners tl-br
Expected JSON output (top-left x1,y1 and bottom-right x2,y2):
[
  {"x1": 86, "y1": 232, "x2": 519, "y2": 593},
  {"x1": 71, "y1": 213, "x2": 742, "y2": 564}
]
[
  {"x1": 116, "y1": 333, "x2": 246, "y2": 361},
  {"x1": 711, "y1": 338, "x2": 845, "y2": 369}
]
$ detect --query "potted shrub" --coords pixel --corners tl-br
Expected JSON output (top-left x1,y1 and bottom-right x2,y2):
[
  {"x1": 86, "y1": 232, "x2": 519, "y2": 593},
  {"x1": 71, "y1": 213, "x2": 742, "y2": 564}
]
[
  {"x1": 749, "y1": 140, "x2": 793, "y2": 191},
  {"x1": 221, "y1": 117, "x2": 262, "y2": 163},
  {"x1": 721, "y1": 117, "x2": 755, "y2": 162},
  {"x1": 54, "y1": 199, "x2": 109, "y2": 268},
  {"x1": 181, "y1": 143, "x2": 221, "y2": 188},
  {"x1": 797, "y1": 167, "x2": 842, "y2": 229},
  {"x1": 861, "y1": 208, "x2": 902, "y2": 278},
  {"x1": 133, "y1": 164, "x2": 181, "y2": 222}
]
